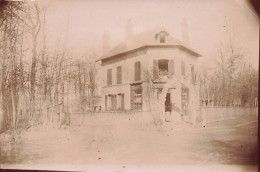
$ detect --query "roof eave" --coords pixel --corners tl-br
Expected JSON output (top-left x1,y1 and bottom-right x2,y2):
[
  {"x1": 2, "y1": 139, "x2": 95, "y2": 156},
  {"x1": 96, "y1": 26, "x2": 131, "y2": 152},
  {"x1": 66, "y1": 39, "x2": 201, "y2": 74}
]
[{"x1": 96, "y1": 45, "x2": 201, "y2": 62}]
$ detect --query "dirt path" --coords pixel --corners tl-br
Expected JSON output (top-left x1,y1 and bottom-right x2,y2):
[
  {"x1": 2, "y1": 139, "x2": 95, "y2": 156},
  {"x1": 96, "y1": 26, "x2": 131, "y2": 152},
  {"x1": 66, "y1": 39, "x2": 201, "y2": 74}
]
[{"x1": 0, "y1": 115, "x2": 258, "y2": 171}]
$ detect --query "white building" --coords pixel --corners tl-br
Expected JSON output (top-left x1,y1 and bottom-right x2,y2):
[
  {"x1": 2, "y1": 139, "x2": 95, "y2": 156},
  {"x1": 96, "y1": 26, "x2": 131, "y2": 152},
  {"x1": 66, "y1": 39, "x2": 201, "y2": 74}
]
[{"x1": 96, "y1": 20, "x2": 202, "y2": 123}]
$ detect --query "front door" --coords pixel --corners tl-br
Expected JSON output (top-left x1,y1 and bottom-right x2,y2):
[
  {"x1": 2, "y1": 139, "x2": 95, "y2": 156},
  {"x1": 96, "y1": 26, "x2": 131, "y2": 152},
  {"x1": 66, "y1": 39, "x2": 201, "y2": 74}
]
[{"x1": 165, "y1": 93, "x2": 171, "y2": 112}]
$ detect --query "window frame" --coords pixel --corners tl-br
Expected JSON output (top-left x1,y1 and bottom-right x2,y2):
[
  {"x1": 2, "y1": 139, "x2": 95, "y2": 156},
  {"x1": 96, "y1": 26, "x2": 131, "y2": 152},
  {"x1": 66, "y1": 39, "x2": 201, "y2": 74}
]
[{"x1": 158, "y1": 59, "x2": 169, "y2": 75}]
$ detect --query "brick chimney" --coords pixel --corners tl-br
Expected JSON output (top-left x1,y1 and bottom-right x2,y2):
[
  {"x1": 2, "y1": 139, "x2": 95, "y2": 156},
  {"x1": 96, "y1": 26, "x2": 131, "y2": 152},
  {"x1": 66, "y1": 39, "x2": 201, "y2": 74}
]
[
  {"x1": 125, "y1": 19, "x2": 133, "y2": 40},
  {"x1": 102, "y1": 31, "x2": 110, "y2": 55},
  {"x1": 181, "y1": 18, "x2": 189, "y2": 46}
]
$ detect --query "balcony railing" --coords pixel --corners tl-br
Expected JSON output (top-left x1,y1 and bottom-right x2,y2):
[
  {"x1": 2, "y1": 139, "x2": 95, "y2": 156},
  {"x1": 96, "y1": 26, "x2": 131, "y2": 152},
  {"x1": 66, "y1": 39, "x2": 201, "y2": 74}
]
[{"x1": 159, "y1": 70, "x2": 168, "y2": 76}]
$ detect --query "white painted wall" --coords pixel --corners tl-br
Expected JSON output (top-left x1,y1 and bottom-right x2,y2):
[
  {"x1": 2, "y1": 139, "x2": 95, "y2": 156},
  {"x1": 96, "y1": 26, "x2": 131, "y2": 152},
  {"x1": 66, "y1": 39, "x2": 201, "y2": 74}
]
[{"x1": 100, "y1": 47, "x2": 200, "y2": 111}]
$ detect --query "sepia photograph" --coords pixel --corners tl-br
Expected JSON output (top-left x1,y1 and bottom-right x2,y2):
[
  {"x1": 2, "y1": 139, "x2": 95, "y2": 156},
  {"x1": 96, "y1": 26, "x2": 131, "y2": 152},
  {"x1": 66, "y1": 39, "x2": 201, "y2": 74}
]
[{"x1": 0, "y1": 0, "x2": 258, "y2": 171}]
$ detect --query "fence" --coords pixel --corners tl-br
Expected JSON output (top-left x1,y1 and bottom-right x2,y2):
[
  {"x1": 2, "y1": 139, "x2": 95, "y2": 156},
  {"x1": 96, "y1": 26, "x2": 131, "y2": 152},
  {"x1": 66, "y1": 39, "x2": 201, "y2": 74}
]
[
  {"x1": 69, "y1": 110, "x2": 160, "y2": 127},
  {"x1": 199, "y1": 106, "x2": 258, "y2": 123},
  {"x1": 69, "y1": 107, "x2": 257, "y2": 127}
]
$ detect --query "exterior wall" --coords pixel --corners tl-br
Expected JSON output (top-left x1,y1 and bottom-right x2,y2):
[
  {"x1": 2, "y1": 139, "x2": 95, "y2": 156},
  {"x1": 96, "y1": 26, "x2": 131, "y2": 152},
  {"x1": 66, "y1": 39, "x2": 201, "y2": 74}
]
[
  {"x1": 100, "y1": 49, "x2": 147, "y2": 110},
  {"x1": 146, "y1": 47, "x2": 198, "y2": 104},
  {"x1": 102, "y1": 84, "x2": 131, "y2": 110},
  {"x1": 100, "y1": 46, "x2": 199, "y2": 116}
]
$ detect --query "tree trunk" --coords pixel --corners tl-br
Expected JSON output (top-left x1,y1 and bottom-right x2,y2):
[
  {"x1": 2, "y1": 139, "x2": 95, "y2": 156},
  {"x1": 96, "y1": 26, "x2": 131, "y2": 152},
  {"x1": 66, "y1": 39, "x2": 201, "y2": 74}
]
[{"x1": 11, "y1": 89, "x2": 16, "y2": 128}]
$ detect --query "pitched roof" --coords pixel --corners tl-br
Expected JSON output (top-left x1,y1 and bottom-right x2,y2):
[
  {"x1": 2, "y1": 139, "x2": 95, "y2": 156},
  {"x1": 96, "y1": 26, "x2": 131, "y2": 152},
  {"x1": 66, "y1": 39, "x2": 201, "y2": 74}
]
[{"x1": 97, "y1": 27, "x2": 201, "y2": 62}]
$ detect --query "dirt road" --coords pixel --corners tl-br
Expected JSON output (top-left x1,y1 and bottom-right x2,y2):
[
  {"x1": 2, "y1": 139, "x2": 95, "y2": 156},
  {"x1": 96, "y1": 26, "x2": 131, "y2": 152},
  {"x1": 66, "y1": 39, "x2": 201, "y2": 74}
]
[{"x1": 0, "y1": 114, "x2": 258, "y2": 171}]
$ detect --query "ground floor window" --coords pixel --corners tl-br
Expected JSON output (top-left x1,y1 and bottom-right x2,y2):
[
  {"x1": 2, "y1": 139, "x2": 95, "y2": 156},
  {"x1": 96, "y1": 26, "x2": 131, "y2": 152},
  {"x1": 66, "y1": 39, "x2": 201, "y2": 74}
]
[
  {"x1": 181, "y1": 87, "x2": 189, "y2": 116},
  {"x1": 131, "y1": 84, "x2": 142, "y2": 110},
  {"x1": 105, "y1": 93, "x2": 124, "y2": 111},
  {"x1": 117, "y1": 93, "x2": 124, "y2": 110},
  {"x1": 106, "y1": 95, "x2": 116, "y2": 110}
]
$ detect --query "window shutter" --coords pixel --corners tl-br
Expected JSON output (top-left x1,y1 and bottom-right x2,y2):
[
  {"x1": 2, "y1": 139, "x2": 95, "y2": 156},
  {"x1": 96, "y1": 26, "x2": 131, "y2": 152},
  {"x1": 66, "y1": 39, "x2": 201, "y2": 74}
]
[
  {"x1": 135, "y1": 61, "x2": 141, "y2": 81},
  {"x1": 191, "y1": 65, "x2": 195, "y2": 84},
  {"x1": 168, "y1": 60, "x2": 174, "y2": 75},
  {"x1": 181, "y1": 61, "x2": 185, "y2": 76},
  {"x1": 110, "y1": 95, "x2": 115, "y2": 110},
  {"x1": 130, "y1": 89, "x2": 135, "y2": 109},
  {"x1": 117, "y1": 66, "x2": 122, "y2": 84},
  {"x1": 105, "y1": 95, "x2": 107, "y2": 110},
  {"x1": 114, "y1": 95, "x2": 117, "y2": 111},
  {"x1": 121, "y1": 94, "x2": 124, "y2": 110},
  {"x1": 107, "y1": 69, "x2": 112, "y2": 85},
  {"x1": 153, "y1": 60, "x2": 159, "y2": 80}
]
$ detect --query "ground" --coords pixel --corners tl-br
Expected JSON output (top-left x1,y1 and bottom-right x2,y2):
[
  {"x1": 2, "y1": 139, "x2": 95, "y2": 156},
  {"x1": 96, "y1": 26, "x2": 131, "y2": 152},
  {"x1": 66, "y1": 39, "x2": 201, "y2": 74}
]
[{"x1": 0, "y1": 113, "x2": 258, "y2": 172}]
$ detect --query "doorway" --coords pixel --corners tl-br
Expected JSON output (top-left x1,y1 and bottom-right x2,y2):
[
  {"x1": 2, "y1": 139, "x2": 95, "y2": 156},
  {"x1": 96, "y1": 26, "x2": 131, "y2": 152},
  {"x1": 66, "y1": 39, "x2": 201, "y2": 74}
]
[{"x1": 165, "y1": 93, "x2": 171, "y2": 112}]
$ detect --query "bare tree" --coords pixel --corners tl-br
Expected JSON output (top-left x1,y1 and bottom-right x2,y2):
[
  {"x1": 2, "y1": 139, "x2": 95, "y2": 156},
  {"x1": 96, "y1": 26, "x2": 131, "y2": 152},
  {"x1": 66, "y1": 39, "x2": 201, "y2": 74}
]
[{"x1": 0, "y1": 2, "x2": 25, "y2": 130}]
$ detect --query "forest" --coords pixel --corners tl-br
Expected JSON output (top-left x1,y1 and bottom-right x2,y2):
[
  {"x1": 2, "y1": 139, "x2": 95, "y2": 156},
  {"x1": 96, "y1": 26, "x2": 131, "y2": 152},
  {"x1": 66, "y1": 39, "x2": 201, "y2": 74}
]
[
  {"x1": 199, "y1": 40, "x2": 258, "y2": 107},
  {"x1": 0, "y1": 1, "x2": 99, "y2": 132}
]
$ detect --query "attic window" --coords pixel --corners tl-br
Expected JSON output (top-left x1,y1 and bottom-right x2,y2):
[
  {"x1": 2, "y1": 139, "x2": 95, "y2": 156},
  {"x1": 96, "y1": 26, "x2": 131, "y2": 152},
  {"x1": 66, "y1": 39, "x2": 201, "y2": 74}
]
[
  {"x1": 155, "y1": 31, "x2": 169, "y2": 43},
  {"x1": 160, "y1": 35, "x2": 166, "y2": 43}
]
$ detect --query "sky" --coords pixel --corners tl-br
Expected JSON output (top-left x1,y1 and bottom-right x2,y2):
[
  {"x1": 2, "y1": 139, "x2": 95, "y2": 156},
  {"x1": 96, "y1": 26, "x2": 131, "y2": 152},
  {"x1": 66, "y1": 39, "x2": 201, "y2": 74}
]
[{"x1": 44, "y1": 0, "x2": 259, "y2": 68}]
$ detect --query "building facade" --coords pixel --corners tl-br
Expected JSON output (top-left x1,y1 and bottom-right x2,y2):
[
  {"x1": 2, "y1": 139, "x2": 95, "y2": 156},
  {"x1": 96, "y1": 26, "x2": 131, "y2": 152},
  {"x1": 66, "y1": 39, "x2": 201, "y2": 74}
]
[{"x1": 97, "y1": 20, "x2": 201, "y2": 123}]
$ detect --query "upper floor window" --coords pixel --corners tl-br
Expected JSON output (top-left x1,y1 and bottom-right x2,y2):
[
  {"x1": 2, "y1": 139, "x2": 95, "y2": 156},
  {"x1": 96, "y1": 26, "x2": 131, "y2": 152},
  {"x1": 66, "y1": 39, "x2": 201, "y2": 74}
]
[
  {"x1": 181, "y1": 61, "x2": 185, "y2": 76},
  {"x1": 117, "y1": 66, "x2": 122, "y2": 84},
  {"x1": 158, "y1": 59, "x2": 168, "y2": 75},
  {"x1": 107, "y1": 68, "x2": 112, "y2": 86},
  {"x1": 134, "y1": 61, "x2": 141, "y2": 81},
  {"x1": 153, "y1": 59, "x2": 174, "y2": 79}
]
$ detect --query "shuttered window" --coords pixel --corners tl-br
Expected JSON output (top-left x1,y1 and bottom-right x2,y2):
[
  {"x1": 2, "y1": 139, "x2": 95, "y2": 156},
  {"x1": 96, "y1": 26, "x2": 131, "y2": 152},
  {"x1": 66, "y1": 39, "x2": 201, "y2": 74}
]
[
  {"x1": 168, "y1": 60, "x2": 174, "y2": 75},
  {"x1": 117, "y1": 66, "x2": 122, "y2": 84},
  {"x1": 135, "y1": 61, "x2": 141, "y2": 81},
  {"x1": 107, "y1": 69, "x2": 112, "y2": 85},
  {"x1": 181, "y1": 61, "x2": 185, "y2": 76},
  {"x1": 131, "y1": 85, "x2": 142, "y2": 110},
  {"x1": 158, "y1": 59, "x2": 168, "y2": 75},
  {"x1": 117, "y1": 93, "x2": 124, "y2": 110}
]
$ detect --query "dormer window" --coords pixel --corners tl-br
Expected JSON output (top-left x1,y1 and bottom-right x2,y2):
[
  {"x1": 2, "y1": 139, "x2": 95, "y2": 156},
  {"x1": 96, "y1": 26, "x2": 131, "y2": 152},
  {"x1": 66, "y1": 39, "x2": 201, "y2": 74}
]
[
  {"x1": 160, "y1": 35, "x2": 166, "y2": 43},
  {"x1": 155, "y1": 30, "x2": 169, "y2": 43}
]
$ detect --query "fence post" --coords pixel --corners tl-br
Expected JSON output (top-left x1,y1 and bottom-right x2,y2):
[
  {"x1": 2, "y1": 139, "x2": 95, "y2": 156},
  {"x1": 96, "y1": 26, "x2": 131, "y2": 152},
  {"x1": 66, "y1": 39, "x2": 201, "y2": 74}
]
[{"x1": 202, "y1": 102, "x2": 206, "y2": 126}]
